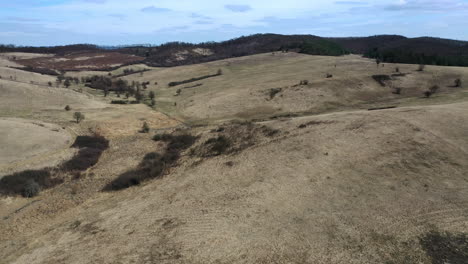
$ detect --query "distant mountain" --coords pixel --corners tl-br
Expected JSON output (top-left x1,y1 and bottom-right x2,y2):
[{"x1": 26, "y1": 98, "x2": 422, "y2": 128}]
[
  {"x1": 2, "y1": 34, "x2": 468, "y2": 67},
  {"x1": 0, "y1": 44, "x2": 100, "y2": 56},
  {"x1": 118, "y1": 34, "x2": 349, "y2": 67}
]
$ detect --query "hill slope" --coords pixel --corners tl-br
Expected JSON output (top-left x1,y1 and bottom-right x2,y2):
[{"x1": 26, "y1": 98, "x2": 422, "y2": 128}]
[
  {"x1": 122, "y1": 52, "x2": 468, "y2": 124},
  {"x1": 1, "y1": 101, "x2": 467, "y2": 264}
]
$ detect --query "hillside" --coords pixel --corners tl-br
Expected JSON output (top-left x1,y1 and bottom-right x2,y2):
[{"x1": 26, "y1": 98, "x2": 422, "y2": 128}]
[
  {"x1": 2, "y1": 101, "x2": 468, "y2": 264},
  {"x1": 120, "y1": 52, "x2": 468, "y2": 124},
  {"x1": 0, "y1": 51, "x2": 467, "y2": 264}
]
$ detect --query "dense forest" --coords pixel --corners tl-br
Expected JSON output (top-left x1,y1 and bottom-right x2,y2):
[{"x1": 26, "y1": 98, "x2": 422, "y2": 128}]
[{"x1": 331, "y1": 35, "x2": 468, "y2": 66}]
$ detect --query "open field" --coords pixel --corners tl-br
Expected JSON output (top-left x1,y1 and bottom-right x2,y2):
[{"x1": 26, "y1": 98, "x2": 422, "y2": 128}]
[{"x1": 0, "y1": 52, "x2": 467, "y2": 264}]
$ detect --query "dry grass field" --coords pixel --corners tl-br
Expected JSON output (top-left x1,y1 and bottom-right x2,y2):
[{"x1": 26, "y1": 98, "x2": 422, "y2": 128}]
[
  {"x1": 122, "y1": 53, "x2": 468, "y2": 124},
  {"x1": 0, "y1": 52, "x2": 467, "y2": 264}
]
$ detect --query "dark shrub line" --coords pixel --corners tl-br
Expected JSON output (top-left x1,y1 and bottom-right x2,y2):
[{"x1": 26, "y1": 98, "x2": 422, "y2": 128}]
[
  {"x1": 419, "y1": 230, "x2": 468, "y2": 264},
  {"x1": 0, "y1": 135, "x2": 109, "y2": 198},
  {"x1": 203, "y1": 136, "x2": 231, "y2": 156},
  {"x1": 268, "y1": 88, "x2": 282, "y2": 99},
  {"x1": 168, "y1": 70, "x2": 222, "y2": 87},
  {"x1": 11, "y1": 66, "x2": 60, "y2": 76},
  {"x1": 372, "y1": 74, "x2": 391, "y2": 87},
  {"x1": 183, "y1": 83, "x2": 203, "y2": 89},
  {"x1": 61, "y1": 135, "x2": 109, "y2": 172},
  {"x1": 103, "y1": 133, "x2": 198, "y2": 191},
  {"x1": 0, "y1": 169, "x2": 60, "y2": 198},
  {"x1": 112, "y1": 69, "x2": 150, "y2": 78}
]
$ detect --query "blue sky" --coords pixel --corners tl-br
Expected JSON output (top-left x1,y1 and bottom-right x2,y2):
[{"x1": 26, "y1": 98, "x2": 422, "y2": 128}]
[{"x1": 1, "y1": 0, "x2": 468, "y2": 46}]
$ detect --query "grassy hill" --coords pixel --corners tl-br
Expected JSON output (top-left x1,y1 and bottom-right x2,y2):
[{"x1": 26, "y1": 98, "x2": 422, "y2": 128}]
[
  {"x1": 121, "y1": 52, "x2": 468, "y2": 124},
  {"x1": 0, "y1": 51, "x2": 467, "y2": 264}
]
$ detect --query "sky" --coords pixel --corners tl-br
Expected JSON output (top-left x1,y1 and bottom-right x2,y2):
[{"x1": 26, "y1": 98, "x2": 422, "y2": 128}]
[{"x1": 1, "y1": 0, "x2": 468, "y2": 46}]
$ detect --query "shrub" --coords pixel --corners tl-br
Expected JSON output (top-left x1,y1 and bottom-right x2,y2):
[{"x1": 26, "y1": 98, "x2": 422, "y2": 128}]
[
  {"x1": 419, "y1": 230, "x2": 468, "y2": 264},
  {"x1": 153, "y1": 134, "x2": 164, "y2": 141},
  {"x1": 455, "y1": 78, "x2": 462, "y2": 87},
  {"x1": 429, "y1": 85, "x2": 440, "y2": 93},
  {"x1": 64, "y1": 79, "x2": 71, "y2": 88},
  {"x1": 111, "y1": 100, "x2": 128, "y2": 104},
  {"x1": 424, "y1": 91, "x2": 433, "y2": 98},
  {"x1": 62, "y1": 148, "x2": 103, "y2": 171},
  {"x1": 204, "y1": 136, "x2": 230, "y2": 156},
  {"x1": 105, "y1": 133, "x2": 197, "y2": 191},
  {"x1": 326, "y1": 73, "x2": 333, "y2": 78},
  {"x1": 393, "y1": 87, "x2": 402, "y2": 95},
  {"x1": 168, "y1": 70, "x2": 222, "y2": 87},
  {"x1": 22, "y1": 179, "x2": 41, "y2": 198},
  {"x1": 71, "y1": 135, "x2": 109, "y2": 149},
  {"x1": 269, "y1": 88, "x2": 282, "y2": 99},
  {"x1": 300, "y1": 80, "x2": 309, "y2": 85},
  {"x1": 62, "y1": 135, "x2": 109, "y2": 171},
  {"x1": 0, "y1": 169, "x2": 59, "y2": 197},
  {"x1": 65, "y1": 105, "x2": 71, "y2": 111},
  {"x1": 395, "y1": 67, "x2": 400, "y2": 73},
  {"x1": 140, "y1": 122, "x2": 150, "y2": 133},
  {"x1": 372, "y1": 75, "x2": 391, "y2": 86},
  {"x1": 74, "y1": 112, "x2": 85, "y2": 123}
]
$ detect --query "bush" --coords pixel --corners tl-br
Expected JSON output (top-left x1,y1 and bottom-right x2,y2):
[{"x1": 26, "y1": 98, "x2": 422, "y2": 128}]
[
  {"x1": 204, "y1": 136, "x2": 230, "y2": 156},
  {"x1": 372, "y1": 75, "x2": 391, "y2": 86},
  {"x1": 429, "y1": 85, "x2": 440, "y2": 93},
  {"x1": 140, "y1": 122, "x2": 150, "y2": 133},
  {"x1": 455, "y1": 78, "x2": 462, "y2": 87},
  {"x1": 326, "y1": 73, "x2": 333, "y2": 78},
  {"x1": 269, "y1": 88, "x2": 282, "y2": 99},
  {"x1": 419, "y1": 230, "x2": 468, "y2": 264},
  {"x1": 22, "y1": 180, "x2": 41, "y2": 198},
  {"x1": 65, "y1": 105, "x2": 71, "y2": 111},
  {"x1": 0, "y1": 169, "x2": 59, "y2": 197},
  {"x1": 300, "y1": 80, "x2": 309, "y2": 85},
  {"x1": 424, "y1": 91, "x2": 433, "y2": 98},
  {"x1": 168, "y1": 70, "x2": 222, "y2": 87},
  {"x1": 111, "y1": 100, "x2": 128, "y2": 104},
  {"x1": 105, "y1": 133, "x2": 197, "y2": 191},
  {"x1": 74, "y1": 112, "x2": 85, "y2": 123},
  {"x1": 62, "y1": 135, "x2": 109, "y2": 171},
  {"x1": 393, "y1": 87, "x2": 402, "y2": 95}
]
